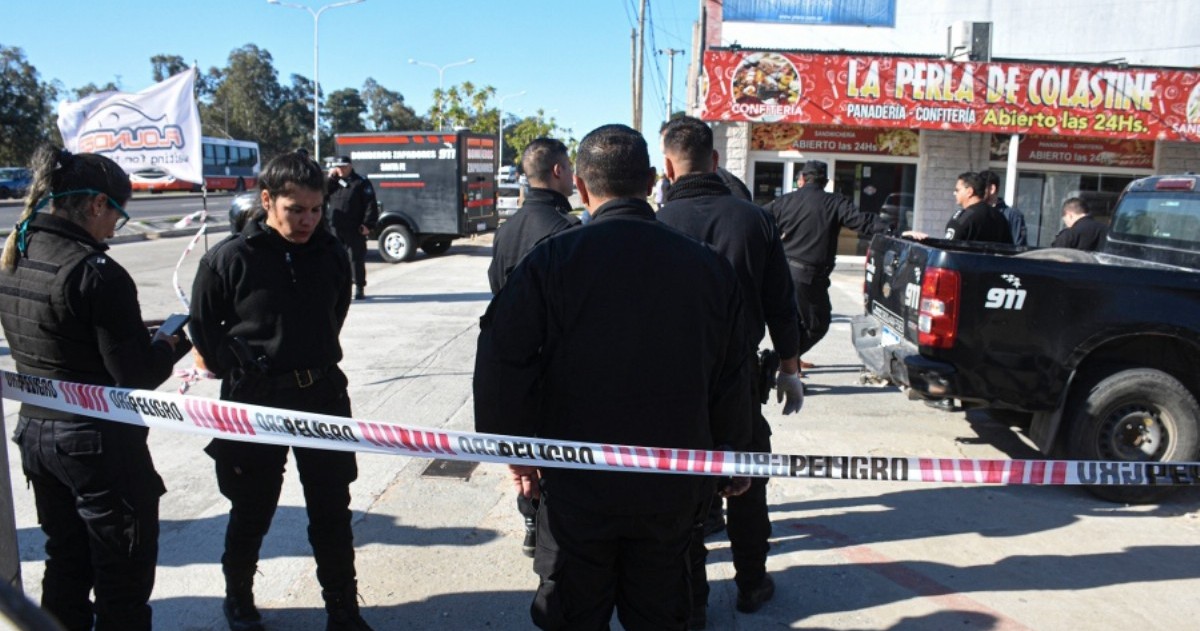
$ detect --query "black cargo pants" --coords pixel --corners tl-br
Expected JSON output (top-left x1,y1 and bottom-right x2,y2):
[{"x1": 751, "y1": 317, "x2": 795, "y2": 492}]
[
  {"x1": 793, "y1": 270, "x2": 833, "y2": 356},
  {"x1": 208, "y1": 368, "x2": 359, "y2": 591},
  {"x1": 690, "y1": 402, "x2": 773, "y2": 608},
  {"x1": 335, "y1": 226, "x2": 368, "y2": 289},
  {"x1": 15, "y1": 417, "x2": 165, "y2": 631}
]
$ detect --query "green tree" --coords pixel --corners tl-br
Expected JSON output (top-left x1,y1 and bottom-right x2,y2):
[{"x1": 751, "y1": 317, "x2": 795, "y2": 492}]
[
  {"x1": 0, "y1": 45, "x2": 54, "y2": 166},
  {"x1": 429, "y1": 80, "x2": 496, "y2": 131},
  {"x1": 279, "y1": 73, "x2": 318, "y2": 155},
  {"x1": 72, "y1": 81, "x2": 120, "y2": 100},
  {"x1": 209, "y1": 44, "x2": 292, "y2": 158},
  {"x1": 503, "y1": 111, "x2": 569, "y2": 167},
  {"x1": 325, "y1": 88, "x2": 366, "y2": 134},
  {"x1": 361, "y1": 78, "x2": 423, "y2": 131},
  {"x1": 150, "y1": 54, "x2": 188, "y2": 82}
]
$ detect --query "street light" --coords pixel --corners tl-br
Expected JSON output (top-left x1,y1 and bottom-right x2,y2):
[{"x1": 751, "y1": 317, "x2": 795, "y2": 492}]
[
  {"x1": 496, "y1": 91, "x2": 526, "y2": 175},
  {"x1": 267, "y1": 0, "x2": 364, "y2": 163},
  {"x1": 408, "y1": 57, "x2": 476, "y2": 130}
]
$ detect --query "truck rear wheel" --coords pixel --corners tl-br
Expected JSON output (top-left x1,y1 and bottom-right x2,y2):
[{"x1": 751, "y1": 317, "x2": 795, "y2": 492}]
[
  {"x1": 378, "y1": 225, "x2": 415, "y2": 263},
  {"x1": 421, "y1": 240, "x2": 451, "y2": 255},
  {"x1": 1067, "y1": 367, "x2": 1200, "y2": 503}
]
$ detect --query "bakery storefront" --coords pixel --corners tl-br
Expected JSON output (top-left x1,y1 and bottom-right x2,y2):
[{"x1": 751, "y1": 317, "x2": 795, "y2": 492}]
[{"x1": 699, "y1": 49, "x2": 1200, "y2": 248}]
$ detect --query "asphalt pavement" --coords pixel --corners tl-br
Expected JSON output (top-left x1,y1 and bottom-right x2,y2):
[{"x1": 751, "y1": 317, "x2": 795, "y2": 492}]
[{"x1": 1, "y1": 226, "x2": 1198, "y2": 630}]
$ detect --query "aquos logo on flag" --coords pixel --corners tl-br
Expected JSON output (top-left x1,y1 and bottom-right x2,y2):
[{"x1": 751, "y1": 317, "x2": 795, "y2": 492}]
[{"x1": 56, "y1": 69, "x2": 202, "y2": 185}]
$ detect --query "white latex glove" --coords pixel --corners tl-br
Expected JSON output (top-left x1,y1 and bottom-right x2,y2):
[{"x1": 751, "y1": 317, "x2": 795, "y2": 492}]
[{"x1": 776, "y1": 371, "x2": 804, "y2": 415}]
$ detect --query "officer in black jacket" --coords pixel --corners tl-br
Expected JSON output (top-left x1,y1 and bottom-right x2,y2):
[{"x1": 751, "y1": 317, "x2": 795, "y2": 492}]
[
  {"x1": 1052, "y1": 196, "x2": 1107, "y2": 251},
  {"x1": 0, "y1": 146, "x2": 191, "y2": 631},
  {"x1": 658, "y1": 117, "x2": 803, "y2": 625},
  {"x1": 190, "y1": 152, "x2": 373, "y2": 631},
  {"x1": 475, "y1": 124, "x2": 753, "y2": 631},
  {"x1": 325, "y1": 155, "x2": 377, "y2": 300},
  {"x1": 487, "y1": 137, "x2": 579, "y2": 558},
  {"x1": 764, "y1": 160, "x2": 889, "y2": 363},
  {"x1": 488, "y1": 138, "x2": 579, "y2": 295}
]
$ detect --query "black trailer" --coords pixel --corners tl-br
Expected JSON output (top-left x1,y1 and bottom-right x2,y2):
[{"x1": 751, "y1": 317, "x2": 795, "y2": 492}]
[{"x1": 335, "y1": 131, "x2": 498, "y2": 262}]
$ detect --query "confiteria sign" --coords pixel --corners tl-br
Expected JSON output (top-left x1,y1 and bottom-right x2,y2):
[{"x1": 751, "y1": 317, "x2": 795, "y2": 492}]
[{"x1": 700, "y1": 50, "x2": 1200, "y2": 143}]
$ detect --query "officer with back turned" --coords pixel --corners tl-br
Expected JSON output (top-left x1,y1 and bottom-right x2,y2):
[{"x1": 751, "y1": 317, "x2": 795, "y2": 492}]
[{"x1": 764, "y1": 160, "x2": 889, "y2": 371}]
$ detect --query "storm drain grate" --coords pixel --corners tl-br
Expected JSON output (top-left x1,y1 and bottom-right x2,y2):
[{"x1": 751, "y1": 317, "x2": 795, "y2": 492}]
[{"x1": 421, "y1": 459, "x2": 479, "y2": 480}]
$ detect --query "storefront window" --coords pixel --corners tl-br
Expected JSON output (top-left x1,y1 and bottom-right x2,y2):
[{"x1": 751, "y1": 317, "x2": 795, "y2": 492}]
[{"x1": 752, "y1": 161, "x2": 785, "y2": 205}]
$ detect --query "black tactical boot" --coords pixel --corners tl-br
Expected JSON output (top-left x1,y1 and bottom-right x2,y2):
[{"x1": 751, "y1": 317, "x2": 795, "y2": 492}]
[
  {"x1": 223, "y1": 568, "x2": 264, "y2": 631},
  {"x1": 522, "y1": 515, "x2": 537, "y2": 558},
  {"x1": 323, "y1": 581, "x2": 374, "y2": 631}
]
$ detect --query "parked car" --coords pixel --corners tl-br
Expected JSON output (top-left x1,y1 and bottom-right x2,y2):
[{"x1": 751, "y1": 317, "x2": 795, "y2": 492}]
[
  {"x1": 0, "y1": 167, "x2": 32, "y2": 200},
  {"x1": 497, "y1": 183, "x2": 521, "y2": 218}
]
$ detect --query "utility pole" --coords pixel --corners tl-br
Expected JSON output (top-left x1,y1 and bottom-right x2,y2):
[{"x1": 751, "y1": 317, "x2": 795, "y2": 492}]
[
  {"x1": 660, "y1": 48, "x2": 684, "y2": 119},
  {"x1": 634, "y1": 0, "x2": 647, "y2": 133},
  {"x1": 631, "y1": 29, "x2": 637, "y2": 127}
]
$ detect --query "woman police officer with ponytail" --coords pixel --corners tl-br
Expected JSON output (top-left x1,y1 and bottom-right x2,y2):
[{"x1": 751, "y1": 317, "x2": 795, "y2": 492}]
[{"x1": 0, "y1": 146, "x2": 191, "y2": 630}]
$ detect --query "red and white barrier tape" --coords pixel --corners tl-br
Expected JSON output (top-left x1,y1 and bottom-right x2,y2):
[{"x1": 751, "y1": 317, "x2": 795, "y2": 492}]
[{"x1": 2, "y1": 370, "x2": 1198, "y2": 488}]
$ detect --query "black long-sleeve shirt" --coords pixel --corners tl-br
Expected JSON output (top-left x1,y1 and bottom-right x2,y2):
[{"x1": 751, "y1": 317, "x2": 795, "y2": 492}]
[
  {"x1": 658, "y1": 173, "x2": 799, "y2": 358},
  {"x1": 190, "y1": 219, "x2": 351, "y2": 378},
  {"x1": 1051, "y1": 215, "x2": 1107, "y2": 251},
  {"x1": 764, "y1": 181, "x2": 888, "y2": 272},
  {"x1": 475, "y1": 198, "x2": 752, "y2": 515},
  {"x1": 487, "y1": 187, "x2": 580, "y2": 294}
]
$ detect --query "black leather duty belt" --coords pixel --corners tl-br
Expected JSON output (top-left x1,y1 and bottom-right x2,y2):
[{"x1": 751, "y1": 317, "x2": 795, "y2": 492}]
[
  {"x1": 787, "y1": 258, "x2": 834, "y2": 276},
  {"x1": 263, "y1": 366, "x2": 332, "y2": 389}
]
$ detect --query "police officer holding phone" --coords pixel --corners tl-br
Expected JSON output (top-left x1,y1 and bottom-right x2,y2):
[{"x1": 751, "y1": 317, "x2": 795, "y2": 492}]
[{"x1": 0, "y1": 146, "x2": 191, "y2": 631}]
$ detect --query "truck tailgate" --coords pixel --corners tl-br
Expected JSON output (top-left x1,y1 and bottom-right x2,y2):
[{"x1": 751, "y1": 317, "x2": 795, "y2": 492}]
[{"x1": 865, "y1": 235, "x2": 927, "y2": 346}]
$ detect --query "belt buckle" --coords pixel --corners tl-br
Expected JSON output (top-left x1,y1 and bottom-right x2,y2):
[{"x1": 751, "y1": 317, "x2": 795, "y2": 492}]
[{"x1": 295, "y1": 369, "x2": 315, "y2": 389}]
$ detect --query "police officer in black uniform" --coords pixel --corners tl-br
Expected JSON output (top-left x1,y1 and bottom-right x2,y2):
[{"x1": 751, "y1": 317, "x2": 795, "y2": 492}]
[
  {"x1": 764, "y1": 160, "x2": 889, "y2": 364},
  {"x1": 941, "y1": 171, "x2": 1012, "y2": 243},
  {"x1": 488, "y1": 138, "x2": 579, "y2": 295},
  {"x1": 0, "y1": 146, "x2": 191, "y2": 631},
  {"x1": 475, "y1": 124, "x2": 753, "y2": 630},
  {"x1": 325, "y1": 155, "x2": 378, "y2": 300},
  {"x1": 1052, "y1": 196, "x2": 1107, "y2": 250},
  {"x1": 190, "y1": 151, "x2": 373, "y2": 631},
  {"x1": 657, "y1": 116, "x2": 803, "y2": 626},
  {"x1": 487, "y1": 137, "x2": 579, "y2": 558}
]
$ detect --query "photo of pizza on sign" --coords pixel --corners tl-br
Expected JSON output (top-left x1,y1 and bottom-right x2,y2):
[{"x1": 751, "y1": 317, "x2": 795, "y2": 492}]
[{"x1": 731, "y1": 53, "x2": 802, "y2": 121}]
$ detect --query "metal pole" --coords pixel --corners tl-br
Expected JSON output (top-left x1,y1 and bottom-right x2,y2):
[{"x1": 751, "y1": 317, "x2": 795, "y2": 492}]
[
  {"x1": 266, "y1": 0, "x2": 365, "y2": 162},
  {"x1": 496, "y1": 91, "x2": 525, "y2": 173},
  {"x1": 660, "y1": 48, "x2": 684, "y2": 118},
  {"x1": 1005, "y1": 134, "x2": 1020, "y2": 205},
  {"x1": 312, "y1": 11, "x2": 320, "y2": 162},
  {"x1": 408, "y1": 58, "x2": 475, "y2": 131},
  {"x1": 634, "y1": 0, "x2": 648, "y2": 133}
]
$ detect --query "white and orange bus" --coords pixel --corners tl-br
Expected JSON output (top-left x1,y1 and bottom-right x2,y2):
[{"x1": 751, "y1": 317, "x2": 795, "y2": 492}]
[{"x1": 130, "y1": 136, "x2": 260, "y2": 192}]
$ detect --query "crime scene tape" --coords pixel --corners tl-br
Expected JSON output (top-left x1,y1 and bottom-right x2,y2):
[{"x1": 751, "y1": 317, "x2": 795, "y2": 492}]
[{"x1": 3, "y1": 370, "x2": 1199, "y2": 488}]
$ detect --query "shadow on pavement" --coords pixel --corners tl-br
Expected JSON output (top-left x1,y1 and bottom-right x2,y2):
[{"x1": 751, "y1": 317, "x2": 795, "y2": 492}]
[
  {"x1": 17, "y1": 507, "x2": 500, "y2": 567},
  {"x1": 760, "y1": 485, "x2": 1200, "y2": 621}
]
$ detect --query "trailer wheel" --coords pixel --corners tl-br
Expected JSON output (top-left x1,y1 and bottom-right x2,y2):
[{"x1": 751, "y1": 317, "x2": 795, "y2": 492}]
[
  {"x1": 1067, "y1": 367, "x2": 1200, "y2": 503},
  {"x1": 378, "y1": 225, "x2": 415, "y2": 263},
  {"x1": 421, "y1": 240, "x2": 452, "y2": 256}
]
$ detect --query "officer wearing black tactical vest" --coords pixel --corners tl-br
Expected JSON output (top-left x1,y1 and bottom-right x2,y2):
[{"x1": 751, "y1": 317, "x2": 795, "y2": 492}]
[{"x1": 0, "y1": 146, "x2": 191, "y2": 631}]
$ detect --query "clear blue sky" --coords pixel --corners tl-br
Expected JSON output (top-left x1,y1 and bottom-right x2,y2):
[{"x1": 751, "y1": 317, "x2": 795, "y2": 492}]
[{"x1": 2, "y1": 0, "x2": 698, "y2": 167}]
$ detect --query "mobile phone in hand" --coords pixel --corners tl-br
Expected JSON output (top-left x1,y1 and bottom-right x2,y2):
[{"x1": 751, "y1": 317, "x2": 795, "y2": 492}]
[{"x1": 156, "y1": 313, "x2": 190, "y2": 338}]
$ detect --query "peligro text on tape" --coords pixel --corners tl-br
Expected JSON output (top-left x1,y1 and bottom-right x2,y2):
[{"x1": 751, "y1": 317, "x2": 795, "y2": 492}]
[{"x1": 3, "y1": 370, "x2": 1200, "y2": 487}]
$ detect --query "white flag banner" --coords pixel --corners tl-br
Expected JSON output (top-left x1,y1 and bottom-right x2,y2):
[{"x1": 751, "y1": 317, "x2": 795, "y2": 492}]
[{"x1": 57, "y1": 69, "x2": 202, "y2": 184}]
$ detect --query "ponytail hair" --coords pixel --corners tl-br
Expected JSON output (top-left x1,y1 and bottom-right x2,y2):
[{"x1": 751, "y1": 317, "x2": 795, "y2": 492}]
[{"x1": 2, "y1": 146, "x2": 132, "y2": 272}]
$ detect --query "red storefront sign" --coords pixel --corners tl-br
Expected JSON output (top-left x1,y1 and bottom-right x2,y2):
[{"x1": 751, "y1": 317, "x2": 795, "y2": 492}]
[
  {"x1": 990, "y1": 136, "x2": 1154, "y2": 168},
  {"x1": 751, "y1": 123, "x2": 919, "y2": 155},
  {"x1": 700, "y1": 50, "x2": 1200, "y2": 142}
]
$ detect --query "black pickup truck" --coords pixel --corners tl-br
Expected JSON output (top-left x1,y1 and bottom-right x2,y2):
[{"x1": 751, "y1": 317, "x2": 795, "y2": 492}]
[{"x1": 852, "y1": 174, "x2": 1200, "y2": 502}]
